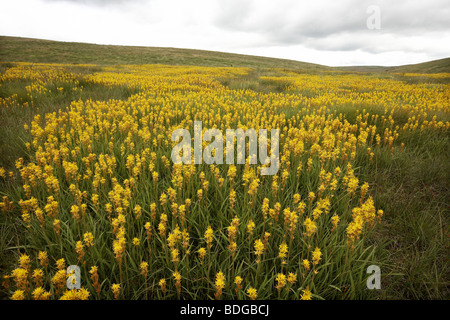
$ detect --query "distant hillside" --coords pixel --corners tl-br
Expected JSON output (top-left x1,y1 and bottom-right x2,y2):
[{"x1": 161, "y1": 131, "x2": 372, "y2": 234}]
[
  {"x1": 1, "y1": 36, "x2": 448, "y2": 73},
  {"x1": 336, "y1": 58, "x2": 450, "y2": 74},
  {"x1": 389, "y1": 57, "x2": 450, "y2": 74},
  {"x1": 0, "y1": 36, "x2": 329, "y2": 71}
]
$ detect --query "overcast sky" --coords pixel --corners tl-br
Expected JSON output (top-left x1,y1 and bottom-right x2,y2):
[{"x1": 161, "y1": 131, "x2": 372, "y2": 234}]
[{"x1": 1, "y1": 0, "x2": 449, "y2": 66}]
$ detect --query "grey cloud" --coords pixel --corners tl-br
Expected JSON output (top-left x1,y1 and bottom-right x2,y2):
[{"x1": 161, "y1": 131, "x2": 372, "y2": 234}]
[
  {"x1": 213, "y1": 1, "x2": 368, "y2": 38},
  {"x1": 213, "y1": 0, "x2": 450, "y2": 53},
  {"x1": 4, "y1": 0, "x2": 448, "y2": 65},
  {"x1": 214, "y1": 0, "x2": 253, "y2": 29},
  {"x1": 381, "y1": 0, "x2": 450, "y2": 31}
]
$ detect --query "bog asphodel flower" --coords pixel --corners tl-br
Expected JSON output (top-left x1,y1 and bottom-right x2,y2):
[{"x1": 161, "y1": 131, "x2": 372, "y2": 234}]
[
  {"x1": 247, "y1": 287, "x2": 257, "y2": 300},
  {"x1": 145, "y1": 222, "x2": 152, "y2": 243},
  {"x1": 90, "y1": 266, "x2": 101, "y2": 297},
  {"x1": 287, "y1": 272, "x2": 297, "y2": 285},
  {"x1": 37, "y1": 251, "x2": 48, "y2": 268},
  {"x1": 234, "y1": 276, "x2": 243, "y2": 293},
  {"x1": 18, "y1": 254, "x2": 31, "y2": 270},
  {"x1": 32, "y1": 287, "x2": 51, "y2": 300},
  {"x1": 275, "y1": 273, "x2": 286, "y2": 291},
  {"x1": 312, "y1": 247, "x2": 322, "y2": 266},
  {"x1": 173, "y1": 271, "x2": 182, "y2": 294},
  {"x1": 140, "y1": 261, "x2": 149, "y2": 278},
  {"x1": 300, "y1": 287, "x2": 312, "y2": 300},
  {"x1": 51, "y1": 269, "x2": 66, "y2": 294},
  {"x1": 71, "y1": 204, "x2": 80, "y2": 221},
  {"x1": 11, "y1": 290, "x2": 25, "y2": 300},
  {"x1": 254, "y1": 239, "x2": 264, "y2": 263},
  {"x1": 229, "y1": 189, "x2": 236, "y2": 209},
  {"x1": 308, "y1": 191, "x2": 315, "y2": 203},
  {"x1": 56, "y1": 258, "x2": 65, "y2": 270},
  {"x1": 53, "y1": 219, "x2": 60, "y2": 236},
  {"x1": 32, "y1": 269, "x2": 43, "y2": 286},
  {"x1": 111, "y1": 283, "x2": 121, "y2": 300},
  {"x1": 198, "y1": 247, "x2": 206, "y2": 263},
  {"x1": 214, "y1": 271, "x2": 226, "y2": 299},
  {"x1": 278, "y1": 242, "x2": 288, "y2": 263},
  {"x1": 263, "y1": 232, "x2": 271, "y2": 250},
  {"x1": 205, "y1": 225, "x2": 214, "y2": 248},
  {"x1": 11, "y1": 268, "x2": 28, "y2": 290},
  {"x1": 247, "y1": 220, "x2": 255, "y2": 235},
  {"x1": 171, "y1": 248, "x2": 179, "y2": 263},
  {"x1": 159, "y1": 278, "x2": 167, "y2": 294},
  {"x1": 331, "y1": 214, "x2": 339, "y2": 232},
  {"x1": 134, "y1": 204, "x2": 142, "y2": 219},
  {"x1": 303, "y1": 259, "x2": 310, "y2": 272},
  {"x1": 60, "y1": 288, "x2": 90, "y2": 300},
  {"x1": 75, "y1": 241, "x2": 85, "y2": 262},
  {"x1": 304, "y1": 217, "x2": 317, "y2": 237},
  {"x1": 83, "y1": 232, "x2": 94, "y2": 247}
]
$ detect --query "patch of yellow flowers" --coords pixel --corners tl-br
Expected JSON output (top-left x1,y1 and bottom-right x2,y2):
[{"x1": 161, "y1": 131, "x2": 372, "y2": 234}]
[{"x1": 1, "y1": 62, "x2": 448, "y2": 300}]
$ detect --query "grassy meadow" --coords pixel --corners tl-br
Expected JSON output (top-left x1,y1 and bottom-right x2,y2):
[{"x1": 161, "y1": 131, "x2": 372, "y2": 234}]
[{"x1": 0, "y1": 37, "x2": 449, "y2": 300}]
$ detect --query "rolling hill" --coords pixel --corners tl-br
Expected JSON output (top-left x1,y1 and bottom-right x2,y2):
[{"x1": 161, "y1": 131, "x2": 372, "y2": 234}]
[
  {"x1": 0, "y1": 35, "x2": 449, "y2": 73},
  {"x1": 0, "y1": 36, "x2": 329, "y2": 71}
]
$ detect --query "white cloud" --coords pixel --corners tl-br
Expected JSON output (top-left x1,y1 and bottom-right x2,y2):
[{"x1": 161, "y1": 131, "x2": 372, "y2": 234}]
[{"x1": 0, "y1": 0, "x2": 449, "y2": 66}]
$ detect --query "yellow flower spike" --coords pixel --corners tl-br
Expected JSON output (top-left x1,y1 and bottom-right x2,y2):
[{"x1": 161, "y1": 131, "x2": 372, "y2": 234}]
[
  {"x1": 278, "y1": 242, "x2": 288, "y2": 262},
  {"x1": 140, "y1": 262, "x2": 149, "y2": 278},
  {"x1": 214, "y1": 271, "x2": 226, "y2": 299},
  {"x1": 198, "y1": 247, "x2": 206, "y2": 263},
  {"x1": 229, "y1": 189, "x2": 236, "y2": 209},
  {"x1": 312, "y1": 247, "x2": 322, "y2": 266},
  {"x1": 171, "y1": 248, "x2": 179, "y2": 263},
  {"x1": 75, "y1": 241, "x2": 85, "y2": 262},
  {"x1": 303, "y1": 259, "x2": 310, "y2": 272},
  {"x1": 18, "y1": 254, "x2": 31, "y2": 271},
  {"x1": 300, "y1": 287, "x2": 312, "y2": 300},
  {"x1": 247, "y1": 287, "x2": 257, "y2": 300},
  {"x1": 173, "y1": 271, "x2": 182, "y2": 294},
  {"x1": 287, "y1": 272, "x2": 297, "y2": 285},
  {"x1": 56, "y1": 258, "x2": 66, "y2": 270},
  {"x1": 331, "y1": 214, "x2": 340, "y2": 232},
  {"x1": 134, "y1": 204, "x2": 142, "y2": 219},
  {"x1": 275, "y1": 273, "x2": 286, "y2": 291},
  {"x1": 254, "y1": 239, "x2": 264, "y2": 263},
  {"x1": 234, "y1": 276, "x2": 243, "y2": 292},
  {"x1": 11, "y1": 268, "x2": 28, "y2": 290},
  {"x1": 37, "y1": 251, "x2": 48, "y2": 268},
  {"x1": 133, "y1": 237, "x2": 140, "y2": 246},
  {"x1": 90, "y1": 266, "x2": 101, "y2": 297},
  {"x1": 60, "y1": 288, "x2": 90, "y2": 300},
  {"x1": 247, "y1": 220, "x2": 255, "y2": 235},
  {"x1": 83, "y1": 232, "x2": 94, "y2": 247},
  {"x1": 11, "y1": 290, "x2": 25, "y2": 300},
  {"x1": 32, "y1": 287, "x2": 51, "y2": 300},
  {"x1": 304, "y1": 217, "x2": 317, "y2": 237},
  {"x1": 158, "y1": 278, "x2": 167, "y2": 295},
  {"x1": 205, "y1": 225, "x2": 214, "y2": 248},
  {"x1": 111, "y1": 283, "x2": 121, "y2": 300}
]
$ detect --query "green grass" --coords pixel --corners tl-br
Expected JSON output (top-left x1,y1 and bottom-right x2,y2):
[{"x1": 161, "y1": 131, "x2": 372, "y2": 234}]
[
  {"x1": 0, "y1": 36, "x2": 329, "y2": 71},
  {"x1": 2, "y1": 36, "x2": 448, "y2": 73},
  {"x1": 353, "y1": 129, "x2": 450, "y2": 299},
  {"x1": 336, "y1": 57, "x2": 450, "y2": 74}
]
